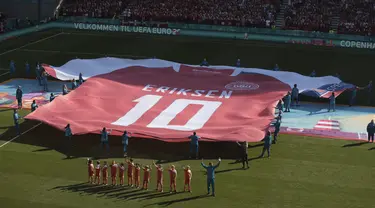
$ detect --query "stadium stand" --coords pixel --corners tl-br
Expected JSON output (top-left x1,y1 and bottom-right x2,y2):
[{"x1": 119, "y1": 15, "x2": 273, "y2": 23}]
[
  {"x1": 283, "y1": 0, "x2": 338, "y2": 32},
  {"x1": 60, "y1": 0, "x2": 280, "y2": 28},
  {"x1": 59, "y1": 0, "x2": 375, "y2": 35},
  {"x1": 337, "y1": 0, "x2": 375, "y2": 36}
]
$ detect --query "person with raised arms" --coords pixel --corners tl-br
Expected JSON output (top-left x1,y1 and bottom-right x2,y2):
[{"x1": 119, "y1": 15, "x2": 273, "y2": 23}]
[{"x1": 201, "y1": 157, "x2": 221, "y2": 197}]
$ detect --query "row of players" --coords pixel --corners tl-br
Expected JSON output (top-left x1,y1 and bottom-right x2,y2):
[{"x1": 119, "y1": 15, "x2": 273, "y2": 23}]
[{"x1": 87, "y1": 157, "x2": 221, "y2": 196}]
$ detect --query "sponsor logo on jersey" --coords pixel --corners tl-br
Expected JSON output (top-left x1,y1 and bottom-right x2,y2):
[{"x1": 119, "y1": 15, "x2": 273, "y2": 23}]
[{"x1": 225, "y1": 81, "x2": 259, "y2": 91}]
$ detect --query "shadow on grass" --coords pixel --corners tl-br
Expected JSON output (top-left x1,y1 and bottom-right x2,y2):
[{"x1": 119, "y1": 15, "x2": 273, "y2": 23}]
[
  {"x1": 0, "y1": 121, "x2": 246, "y2": 160},
  {"x1": 144, "y1": 194, "x2": 210, "y2": 207},
  {"x1": 368, "y1": 147, "x2": 375, "y2": 150},
  {"x1": 32, "y1": 148, "x2": 52, "y2": 152},
  {"x1": 52, "y1": 182, "x2": 197, "y2": 202},
  {"x1": 342, "y1": 141, "x2": 368, "y2": 147},
  {"x1": 228, "y1": 155, "x2": 262, "y2": 165}
]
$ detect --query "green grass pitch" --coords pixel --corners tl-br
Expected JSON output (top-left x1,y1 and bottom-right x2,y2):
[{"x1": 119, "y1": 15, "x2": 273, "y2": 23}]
[{"x1": 0, "y1": 29, "x2": 374, "y2": 208}]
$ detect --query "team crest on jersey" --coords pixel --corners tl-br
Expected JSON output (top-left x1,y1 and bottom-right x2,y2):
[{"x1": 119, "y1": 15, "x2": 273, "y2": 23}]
[{"x1": 225, "y1": 81, "x2": 259, "y2": 90}]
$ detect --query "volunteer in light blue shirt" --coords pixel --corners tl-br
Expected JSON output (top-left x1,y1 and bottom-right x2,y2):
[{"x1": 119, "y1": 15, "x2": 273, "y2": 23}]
[
  {"x1": 13, "y1": 109, "x2": 21, "y2": 135},
  {"x1": 201, "y1": 158, "x2": 221, "y2": 197},
  {"x1": 284, "y1": 92, "x2": 291, "y2": 112},
  {"x1": 62, "y1": 84, "x2": 69, "y2": 95},
  {"x1": 36, "y1": 63, "x2": 42, "y2": 86},
  {"x1": 25, "y1": 62, "x2": 30, "y2": 75},
  {"x1": 65, "y1": 124, "x2": 73, "y2": 158},
  {"x1": 42, "y1": 71, "x2": 49, "y2": 91},
  {"x1": 273, "y1": 118, "x2": 281, "y2": 144},
  {"x1": 273, "y1": 64, "x2": 279, "y2": 71},
  {"x1": 310, "y1": 70, "x2": 316, "y2": 77},
  {"x1": 50, "y1": 93, "x2": 56, "y2": 102},
  {"x1": 236, "y1": 59, "x2": 241, "y2": 67},
  {"x1": 201, "y1": 58, "x2": 209, "y2": 66},
  {"x1": 10, "y1": 60, "x2": 15, "y2": 74},
  {"x1": 291, "y1": 84, "x2": 299, "y2": 106},
  {"x1": 328, "y1": 92, "x2": 335, "y2": 112},
  {"x1": 122, "y1": 131, "x2": 131, "y2": 157},
  {"x1": 100, "y1": 127, "x2": 112, "y2": 152},
  {"x1": 79, "y1": 73, "x2": 84, "y2": 85},
  {"x1": 31, "y1": 100, "x2": 38, "y2": 112},
  {"x1": 367, "y1": 80, "x2": 372, "y2": 104},
  {"x1": 72, "y1": 79, "x2": 77, "y2": 90},
  {"x1": 16, "y1": 86, "x2": 23, "y2": 109},
  {"x1": 260, "y1": 131, "x2": 272, "y2": 157},
  {"x1": 188, "y1": 132, "x2": 200, "y2": 159}
]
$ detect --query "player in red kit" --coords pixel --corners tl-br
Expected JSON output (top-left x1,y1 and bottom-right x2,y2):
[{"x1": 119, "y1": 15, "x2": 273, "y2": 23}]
[
  {"x1": 126, "y1": 158, "x2": 135, "y2": 187},
  {"x1": 134, "y1": 163, "x2": 141, "y2": 188},
  {"x1": 87, "y1": 159, "x2": 94, "y2": 184},
  {"x1": 183, "y1": 165, "x2": 192, "y2": 192},
  {"x1": 94, "y1": 161, "x2": 101, "y2": 184},
  {"x1": 110, "y1": 160, "x2": 118, "y2": 186},
  {"x1": 169, "y1": 165, "x2": 177, "y2": 193},
  {"x1": 119, "y1": 163, "x2": 125, "y2": 186},
  {"x1": 102, "y1": 161, "x2": 108, "y2": 185},
  {"x1": 153, "y1": 161, "x2": 164, "y2": 192},
  {"x1": 142, "y1": 165, "x2": 151, "y2": 190}
]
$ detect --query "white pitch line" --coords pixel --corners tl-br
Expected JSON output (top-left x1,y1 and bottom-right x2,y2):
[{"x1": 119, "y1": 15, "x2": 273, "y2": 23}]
[
  {"x1": 0, "y1": 71, "x2": 9, "y2": 77},
  {"x1": 0, "y1": 122, "x2": 42, "y2": 148},
  {"x1": 0, "y1": 32, "x2": 64, "y2": 56}
]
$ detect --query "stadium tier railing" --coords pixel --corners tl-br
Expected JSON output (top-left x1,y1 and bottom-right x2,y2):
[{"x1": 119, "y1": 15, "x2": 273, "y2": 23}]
[{"x1": 58, "y1": 16, "x2": 374, "y2": 42}]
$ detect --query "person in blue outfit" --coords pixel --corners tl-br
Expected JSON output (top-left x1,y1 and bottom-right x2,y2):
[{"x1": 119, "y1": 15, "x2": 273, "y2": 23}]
[
  {"x1": 9, "y1": 60, "x2": 15, "y2": 74},
  {"x1": 273, "y1": 64, "x2": 279, "y2": 71},
  {"x1": 188, "y1": 132, "x2": 200, "y2": 159},
  {"x1": 62, "y1": 84, "x2": 69, "y2": 95},
  {"x1": 273, "y1": 118, "x2": 281, "y2": 144},
  {"x1": 72, "y1": 79, "x2": 77, "y2": 90},
  {"x1": 276, "y1": 100, "x2": 283, "y2": 112},
  {"x1": 349, "y1": 86, "x2": 363, "y2": 107},
  {"x1": 260, "y1": 131, "x2": 272, "y2": 158},
  {"x1": 35, "y1": 63, "x2": 42, "y2": 86},
  {"x1": 201, "y1": 158, "x2": 221, "y2": 197},
  {"x1": 328, "y1": 92, "x2": 335, "y2": 112},
  {"x1": 50, "y1": 93, "x2": 56, "y2": 102},
  {"x1": 310, "y1": 70, "x2": 316, "y2": 77},
  {"x1": 291, "y1": 84, "x2": 299, "y2": 107},
  {"x1": 16, "y1": 86, "x2": 23, "y2": 109},
  {"x1": 42, "y1": 71, "x2": 49, "y2": 91},
  {"x1": 367, "y1": 120, "x2": 375, "y2": 143},
  {"x1": 201, "y1": 58, "x2": 209, "y2": 66},
  {"x1": 236, "y1": 59, "x2": 241, "y2": 67},
  {"x1": 284, "y1": 92, "x2": 291, "y2": 112},
  {"x1": 31, "y1": 100, "x2": 38, "y2": 112},
  {"x1": 25, "y1": 61, "x2": 30, "y2": 75},
  {"x1": 122, "y1": 130, "x2": 131, "y2": 157},
  {"x1": 65, "y1": 124, "x2": 73, "y2": 158},
  {"x1": 79, "y1": 73, "x2": 84, "y2": 85},
  {"x1": 100, "y1": 127, "x2": 112, "y2": 152},
  {"x1": 367, "y1": 80, "x2": 372, "y2": 104},
  {"x1": 13, "y1": 109, "x2": 21, "y2": 135}
]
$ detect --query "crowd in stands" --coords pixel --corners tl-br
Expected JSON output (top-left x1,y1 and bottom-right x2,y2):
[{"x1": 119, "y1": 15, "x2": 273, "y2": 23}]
[
  {"x1": 54, "y1": 0, "x2": 375, "y2": 36},
  {"x1": 283, "y1": 0, "x2": 338, "y2": 32},
  {"x1": 60, "y1": 0, "x2": 280, "y2": 28},
  {"x1": 337, "y1": 0, "x2": 375, "y2": 36}
]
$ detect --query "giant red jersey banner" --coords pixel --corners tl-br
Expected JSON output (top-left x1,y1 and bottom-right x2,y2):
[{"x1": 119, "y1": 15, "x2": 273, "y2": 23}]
[{"x1": 27, "y1": 65, "x2": 290, "y2": 142}]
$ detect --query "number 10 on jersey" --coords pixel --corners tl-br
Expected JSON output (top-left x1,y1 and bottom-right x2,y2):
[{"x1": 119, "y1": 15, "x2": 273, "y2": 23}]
[{"x1": 112, "y1": 95, "x2": 222, "y2": 131}]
